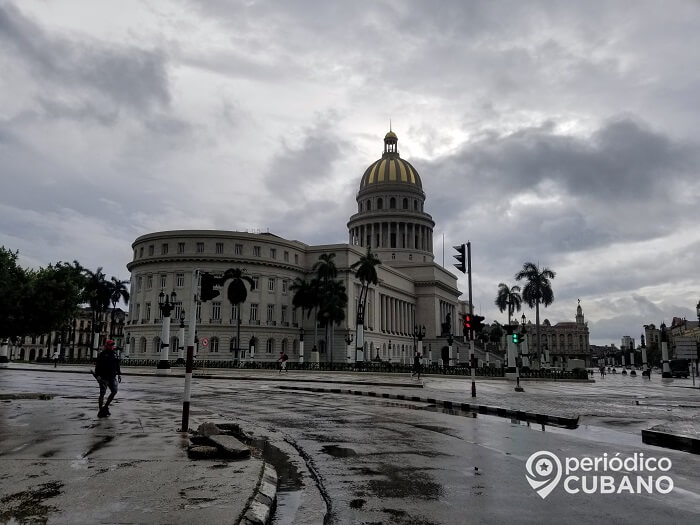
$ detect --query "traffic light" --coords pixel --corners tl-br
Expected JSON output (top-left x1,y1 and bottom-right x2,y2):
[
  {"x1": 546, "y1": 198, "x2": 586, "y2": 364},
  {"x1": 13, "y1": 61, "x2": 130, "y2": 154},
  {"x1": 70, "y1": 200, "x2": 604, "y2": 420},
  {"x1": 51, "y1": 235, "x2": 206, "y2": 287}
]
[
  {"x1": 473, "y1": 315, "x2": 485, "y2": 334},
  {"x1": 512, "y1": 333, "x2": 521, "y2": 344},
  {"x1": 463, "y1": 314, "x2": 472, "y2": 339},
  {"x1": 200, "y1": 272, "x2": 220, "y2": 302},
  {"x1": 453, "y1": 244, "x2": 466, "y2": 274}
]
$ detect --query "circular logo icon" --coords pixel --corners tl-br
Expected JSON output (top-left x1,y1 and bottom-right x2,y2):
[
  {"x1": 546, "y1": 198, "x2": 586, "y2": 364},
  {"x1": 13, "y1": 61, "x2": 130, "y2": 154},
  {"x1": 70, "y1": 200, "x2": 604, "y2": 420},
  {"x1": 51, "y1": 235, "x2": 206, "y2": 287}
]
[
  {"x1": 526, "y1": 450, "x2": 562, "y2": 499},
  {"x1": 201, "y1": 337, "x2": 209, "y2": 347}
]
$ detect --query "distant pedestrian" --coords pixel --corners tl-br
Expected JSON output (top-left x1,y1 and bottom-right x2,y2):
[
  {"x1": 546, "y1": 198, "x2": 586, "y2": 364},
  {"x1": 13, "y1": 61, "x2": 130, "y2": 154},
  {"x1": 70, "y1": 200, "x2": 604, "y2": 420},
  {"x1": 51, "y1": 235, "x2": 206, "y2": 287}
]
[
  {"x1": 278, "y1": 350, "x2": 288, "y2": 374},
  {"x1": 93, "y1": 340, "x2": 121, "y2": 418},
  {"x1": 52, "y1": 351, "x2": 59, "y2": 368},
  {"x1": 412, "y1": 352, "x2": 422, "y2": 379}
]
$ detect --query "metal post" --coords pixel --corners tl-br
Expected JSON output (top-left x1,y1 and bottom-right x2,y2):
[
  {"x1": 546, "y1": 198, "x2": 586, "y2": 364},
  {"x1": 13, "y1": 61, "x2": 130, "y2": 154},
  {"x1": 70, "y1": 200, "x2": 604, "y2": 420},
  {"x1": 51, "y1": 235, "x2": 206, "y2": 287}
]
[
  {"x1": 177, "y1": 319, "x2": 185, "y2": 365},
  {"x1": 661, "y1": 323, "x2": 671, "y2": 378},
  {"x1": 299, "y1": 328, "x2": 305, "y2": 364},
  {"x1": 470, "y1": 340, "x2": 476, "y2": 397},
  {"x1": 180, "y1": 269, "x2": 199, "y2": 433}
]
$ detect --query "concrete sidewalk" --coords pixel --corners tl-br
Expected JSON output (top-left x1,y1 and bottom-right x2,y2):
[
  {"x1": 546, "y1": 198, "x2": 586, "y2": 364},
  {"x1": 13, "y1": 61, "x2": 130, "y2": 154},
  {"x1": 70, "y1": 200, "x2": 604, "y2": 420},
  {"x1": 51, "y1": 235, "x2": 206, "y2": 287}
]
[{"x1": 0, "y1": 391, "x2": 270, "y2": 524}]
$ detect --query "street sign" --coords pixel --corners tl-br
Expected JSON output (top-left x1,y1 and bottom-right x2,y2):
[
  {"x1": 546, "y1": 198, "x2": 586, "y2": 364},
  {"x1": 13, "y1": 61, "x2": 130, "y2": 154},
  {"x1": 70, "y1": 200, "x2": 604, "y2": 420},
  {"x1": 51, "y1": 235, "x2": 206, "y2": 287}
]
[
  {"x1": 201, "y1": 337, "x2": 209, "y2": 347},
  {"x1": 674, "y1": 336, "x2": 697, "y2": 359}
]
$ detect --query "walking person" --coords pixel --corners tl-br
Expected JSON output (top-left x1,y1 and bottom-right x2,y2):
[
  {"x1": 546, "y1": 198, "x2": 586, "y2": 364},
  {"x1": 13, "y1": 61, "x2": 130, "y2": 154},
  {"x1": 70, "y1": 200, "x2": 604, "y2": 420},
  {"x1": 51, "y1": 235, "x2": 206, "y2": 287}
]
[
  {"x1": 411, "y1": 352, "x2": 422, "y2": 379},
  {"x1": 52, "y1": 351, "x2": 59, "y2": 368},
  {"x1": 93, "y1": 339, "x2": 121, "y2": 418},
  {"x1": 278, "y1": 350, "x2": 289, "y2": 374}
]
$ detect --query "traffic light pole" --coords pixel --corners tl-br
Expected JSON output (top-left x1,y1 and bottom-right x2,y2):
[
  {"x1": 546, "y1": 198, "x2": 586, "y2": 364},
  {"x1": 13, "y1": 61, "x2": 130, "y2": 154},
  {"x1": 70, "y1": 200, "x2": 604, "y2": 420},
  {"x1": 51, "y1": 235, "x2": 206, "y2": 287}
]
[
  {"x1": 467, "y1": 242, "x2": 477, "y2": 397},
  {"x1": 180, "y1": 269, "x2": 199, "y2": 433}
]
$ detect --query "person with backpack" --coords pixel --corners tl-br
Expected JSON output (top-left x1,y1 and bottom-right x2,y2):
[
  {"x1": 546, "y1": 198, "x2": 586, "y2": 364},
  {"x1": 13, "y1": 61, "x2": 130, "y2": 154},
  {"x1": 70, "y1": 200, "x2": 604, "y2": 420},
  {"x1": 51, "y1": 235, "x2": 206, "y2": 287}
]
[
  {"x1": 93, "y1": 339, "x2": 122, "y2": 418},
  {"x1": 278, "y1": 350, "x2": 289, "y2": 374}
]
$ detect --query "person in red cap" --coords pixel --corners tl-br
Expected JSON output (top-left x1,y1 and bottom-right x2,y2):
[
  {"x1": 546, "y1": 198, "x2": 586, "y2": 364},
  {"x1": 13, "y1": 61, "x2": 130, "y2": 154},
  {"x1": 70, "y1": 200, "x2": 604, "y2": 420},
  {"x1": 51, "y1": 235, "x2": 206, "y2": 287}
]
[{"x1": 93, "y1": 339, "x2": 122, "y2": 418}]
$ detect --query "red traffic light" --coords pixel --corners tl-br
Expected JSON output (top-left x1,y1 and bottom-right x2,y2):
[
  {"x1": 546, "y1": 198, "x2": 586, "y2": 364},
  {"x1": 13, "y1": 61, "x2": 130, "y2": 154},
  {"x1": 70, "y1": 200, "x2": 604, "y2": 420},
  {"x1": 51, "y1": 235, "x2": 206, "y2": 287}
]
[{"x1": 464, "y1": 314, "x2": 472, "y2": 329}]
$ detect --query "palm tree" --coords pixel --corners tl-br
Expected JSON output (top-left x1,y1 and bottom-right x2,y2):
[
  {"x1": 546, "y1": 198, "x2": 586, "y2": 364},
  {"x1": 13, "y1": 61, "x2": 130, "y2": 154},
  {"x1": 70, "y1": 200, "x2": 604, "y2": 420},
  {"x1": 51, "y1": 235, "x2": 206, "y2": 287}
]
[
  {"x1": 350, "y1": 247, "x2": 381, "y2": 327},
  {"x1": 107, "y1": 277, "x2": 130, "y2": 337},
  {"x1": 81, "y1": 266, "x2": 112, "y2": 357},
  {"x1": 514, "y1": 262, "x2": 556, "y2": 357},
  {"x1": 494, "y1": 283, "x2": 522, "y2": 325},
  {"x1": 312, "y1": 253, "x2": 338, "y2": 283},
  {"x1": 317, "y1": 279, "x2": 348, "y2": 361},
  {"x1": 290, "y1": 277, "x2": 321, "y2": 347},
  {"x1": 222, "y1": 268, "x2": 255, "y2": 355}
]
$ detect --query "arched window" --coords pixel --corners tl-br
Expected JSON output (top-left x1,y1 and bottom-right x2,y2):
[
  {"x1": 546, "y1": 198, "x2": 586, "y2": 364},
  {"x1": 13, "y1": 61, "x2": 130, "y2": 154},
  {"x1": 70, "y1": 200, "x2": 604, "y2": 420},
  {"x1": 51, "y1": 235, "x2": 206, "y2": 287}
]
[
  {"x1": 140, "y1": 337, "x2": 147, "y2": 353},
  {"x1": 154, "y1": 337, "x2": 161, "y2": 352},
  {"x1": 413, "y1": 200, "x2": 418, "y2": 210},
  {"x1": 282, "y1": 339, "x2": 288, "y2": 353},
  {"x1": 266, "y1": 338, "x2": 274, "y2": 353},
  {"x1": 377, "y1": 198, "x2": 383, "y2": 210},
  {"x1": 390, "y1": 197, "x2": 396, "y2": 208},
  {"x1": 366, "y1": 200, "x2": 371, "y2": 211},
  {"x1": 211, "y1": 337, "x2": 219, "y2": 353},
  {"x1": 402, "y1": 198, "x2": 408, "y2": 209}
]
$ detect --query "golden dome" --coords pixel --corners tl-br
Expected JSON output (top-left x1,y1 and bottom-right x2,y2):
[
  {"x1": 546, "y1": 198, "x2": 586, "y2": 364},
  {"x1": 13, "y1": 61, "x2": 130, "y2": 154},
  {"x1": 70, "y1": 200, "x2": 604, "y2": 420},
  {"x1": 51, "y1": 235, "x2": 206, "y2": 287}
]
[{"x1": 359, "y1": 131, "x2": 423, "y2": 190}]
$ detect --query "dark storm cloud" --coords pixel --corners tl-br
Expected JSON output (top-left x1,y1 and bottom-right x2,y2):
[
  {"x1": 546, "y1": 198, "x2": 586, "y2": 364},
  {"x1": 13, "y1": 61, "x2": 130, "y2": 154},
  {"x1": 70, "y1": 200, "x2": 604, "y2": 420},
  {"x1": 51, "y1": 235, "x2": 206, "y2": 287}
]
[
  {"x1": 263, "y1": 116, "x2": 355, "y2": 199},
  {"x1": 420, "y1": 117, "x2": 700, "y2": 258},
  {"x1": 0, "y1": 3, "x2": 170, "y2": 117}
]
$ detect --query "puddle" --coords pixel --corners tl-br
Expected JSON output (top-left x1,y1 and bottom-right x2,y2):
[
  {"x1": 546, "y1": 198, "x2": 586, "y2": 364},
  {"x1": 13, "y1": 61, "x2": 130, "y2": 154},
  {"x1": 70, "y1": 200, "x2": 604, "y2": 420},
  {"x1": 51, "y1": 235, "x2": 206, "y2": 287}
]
[{"x1": 322, "y1": 445, "x2": 357, "y2": 458}]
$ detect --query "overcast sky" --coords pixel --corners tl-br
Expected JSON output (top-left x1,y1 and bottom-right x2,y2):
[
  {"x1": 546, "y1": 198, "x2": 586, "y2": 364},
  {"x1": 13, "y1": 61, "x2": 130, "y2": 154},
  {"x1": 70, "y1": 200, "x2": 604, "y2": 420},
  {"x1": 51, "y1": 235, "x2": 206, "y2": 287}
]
[{"x1": 1, "y1": 0, "x2": 699, "y2": 346}]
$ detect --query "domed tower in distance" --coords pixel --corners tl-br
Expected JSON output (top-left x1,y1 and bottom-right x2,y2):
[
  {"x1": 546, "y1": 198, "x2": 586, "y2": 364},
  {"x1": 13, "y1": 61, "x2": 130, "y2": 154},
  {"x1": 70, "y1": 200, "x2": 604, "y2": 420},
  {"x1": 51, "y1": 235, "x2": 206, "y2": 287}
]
[{"x1": 347, "y1": 130, "x2": 435, "y2": 267}]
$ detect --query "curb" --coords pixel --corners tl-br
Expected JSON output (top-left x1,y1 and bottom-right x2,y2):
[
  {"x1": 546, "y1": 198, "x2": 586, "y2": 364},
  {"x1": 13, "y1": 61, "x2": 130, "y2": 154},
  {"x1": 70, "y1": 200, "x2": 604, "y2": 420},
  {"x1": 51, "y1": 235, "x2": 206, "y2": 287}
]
[
  {"x1": 641, "y1": 429, "x2": 700, "y2": 455},
  {"x1": 4, "y1": 366, "x2": 423, "y2": 389},
  {"x1": 277, "y1": 385, "x2": 580, "y2": 429},
  {"x1": 240, "y1": 463, "x2": 278, "y2": 525}
]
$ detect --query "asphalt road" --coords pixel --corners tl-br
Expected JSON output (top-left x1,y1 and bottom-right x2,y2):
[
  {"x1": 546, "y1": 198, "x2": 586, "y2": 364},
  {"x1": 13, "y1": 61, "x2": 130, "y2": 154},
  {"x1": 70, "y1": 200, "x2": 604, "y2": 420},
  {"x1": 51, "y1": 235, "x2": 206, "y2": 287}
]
[{"x1": 2, "y1": 370, "x2": 700, "y2": 525}]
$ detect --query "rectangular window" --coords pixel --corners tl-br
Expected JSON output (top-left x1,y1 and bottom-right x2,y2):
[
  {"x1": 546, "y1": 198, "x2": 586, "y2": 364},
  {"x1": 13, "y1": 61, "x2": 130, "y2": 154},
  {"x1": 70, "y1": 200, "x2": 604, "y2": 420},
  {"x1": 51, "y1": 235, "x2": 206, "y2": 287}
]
[
  {"x1": 235, "y1": 244, "x2": 243, "y2": 255},
  {"x1": 250, "y1": 304, "x2": 258, "y2": 321},
  {"x1": 160, "y1": 274, "x2": 167, "y2": 289},
  {"x1": 139, "y1": 247, "x2": 144, "y2": 258},
  {"x1": 145, "y1": 303, "x2": 151, "y2": 321},
  {"x1": 134, "y1": 249, "x2": 137, "y2": 260},
  {"x1": 294, "y1": 254, "x2": 299, "y2": 264},
  {"x1": 267, "y1": 304, "x2": 274, "y2": 322},
  {"x1": 281, "y1": 306, "x2": 288, "y2": 323},
  {"x1": 216, "y1": 242, "x2": 224, "y2": 254},
  {"x1": 253, "y1": 246, "x2": 261, "y2": 257},
  {"x1": 176, "y1": 273, "x2": 184, "y2": 287},
  {"x1": 268, "y1": 278, "x2": 275, "y2": 291},
  {"x1": 282, "y1": 280, "x2": 288, "y2": 293},
  {"x1": 284, "y1": 251, "x2": 289, "y2": 262},
  {"x1": 174, "y1": 304, "x2": 182, "y2": 321},
  {"x1": 178, "y1": 242, "x2": 185, "y2": 254},
  {"x1": 270, "y1": 248, "x2": 276, "y2": 259},
  {"x1": 137, "y1": 276, "x2": 142, "y2": 292},
  {"x1": 196, "y1": 242, "x2": 204, "y2": 253},
  {"x1": 158, "y1": 305, "x2": 164, "y2": 320},
  {"x1": 148, "y1": 245, "x2": 154, "y2": 256},
  {"x1": 292, "y1": 308, "x2": 297, "y2": 324},
  {"x1": 251, "y1": 276, "x2": 259, "y2": 290},
  {"x1": 211, "y1": 338, "x2": 219, "y2": 353},
  {"x1": 146, "y1": 275, "x2": 153, "y2": 289},
  {"x1": 161, "y1": 243, "x2": 168, "y2": 255},
  {"x1": 135, "y1": 304, "x2": 141, "y2": 320},
  {"x1": 212, "y1": 302, "x2": 221, "y2": 320},
  {"x1": 231, "y1": 304, "x2": 239, "y2": 320}
]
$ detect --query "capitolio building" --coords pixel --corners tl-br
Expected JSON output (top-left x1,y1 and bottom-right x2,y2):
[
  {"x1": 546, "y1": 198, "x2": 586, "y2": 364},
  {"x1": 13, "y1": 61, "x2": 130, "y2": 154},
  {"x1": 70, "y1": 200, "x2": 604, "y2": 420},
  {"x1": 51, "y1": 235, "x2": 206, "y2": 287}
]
[{"x1": 126, "y1": 131, "x2": 464, "y2": 364}]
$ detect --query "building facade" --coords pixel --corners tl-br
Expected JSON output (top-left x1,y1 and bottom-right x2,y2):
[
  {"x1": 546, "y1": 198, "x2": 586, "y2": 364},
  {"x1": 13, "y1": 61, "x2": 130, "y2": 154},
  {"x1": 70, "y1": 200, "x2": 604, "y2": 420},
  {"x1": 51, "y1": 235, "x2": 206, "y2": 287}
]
[
  {"x1": 125, "y1": 131, "x2": 464, "y2": 364},
  {"x1": 532, "y1": 301, "x2": 591, "y2": 367}
]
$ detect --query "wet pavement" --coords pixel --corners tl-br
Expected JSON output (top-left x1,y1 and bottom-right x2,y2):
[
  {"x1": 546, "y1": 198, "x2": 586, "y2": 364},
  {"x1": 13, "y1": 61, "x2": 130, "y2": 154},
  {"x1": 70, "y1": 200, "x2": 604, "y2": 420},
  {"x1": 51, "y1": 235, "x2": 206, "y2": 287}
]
[{"x1": 2, "y1": 366, "x2": 700, "y2": 524}]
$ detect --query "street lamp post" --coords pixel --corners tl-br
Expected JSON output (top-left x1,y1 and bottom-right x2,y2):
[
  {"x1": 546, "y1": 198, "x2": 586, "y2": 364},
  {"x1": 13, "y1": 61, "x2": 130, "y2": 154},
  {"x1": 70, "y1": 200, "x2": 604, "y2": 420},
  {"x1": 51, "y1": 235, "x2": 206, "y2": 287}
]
[
  {"x1": 299, "y1": 327, "x2": 305, "y2": 365},
  {"x1": 388, "y1": 340, "x2": 392, "y2": 364},
  {"x1": 355, "y1": 303, "x2": 365, "y2": 365},
  {"x1": 447, "y1": 333, "x2": 454, "y2": 372},
  {"x1": 413, "y1": 325, "x2": 426, "y2": 365},
  {"x1": 661, "y1": 322, "x2": 671, "y2": 378},
  {"x1": 177, "y1": 310, "x2": 186, "y2": 365},
  {"x1": 345, "y1": 330, "x2": 354, "y2": 364},
  {"x1": 515, "y1": 316, "x2": 525, "y2": 392},
  {"x1": 157, "y1": 290, "x2": 177, "y2": 374}
]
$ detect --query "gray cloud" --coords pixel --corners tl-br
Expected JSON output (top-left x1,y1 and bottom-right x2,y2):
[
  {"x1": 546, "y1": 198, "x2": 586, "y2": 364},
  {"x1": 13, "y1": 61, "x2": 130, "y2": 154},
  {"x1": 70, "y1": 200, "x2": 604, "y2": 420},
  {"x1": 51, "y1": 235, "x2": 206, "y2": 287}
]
[{"x1": 0, "y1": 3, "x2": 170, "y2": 118}]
